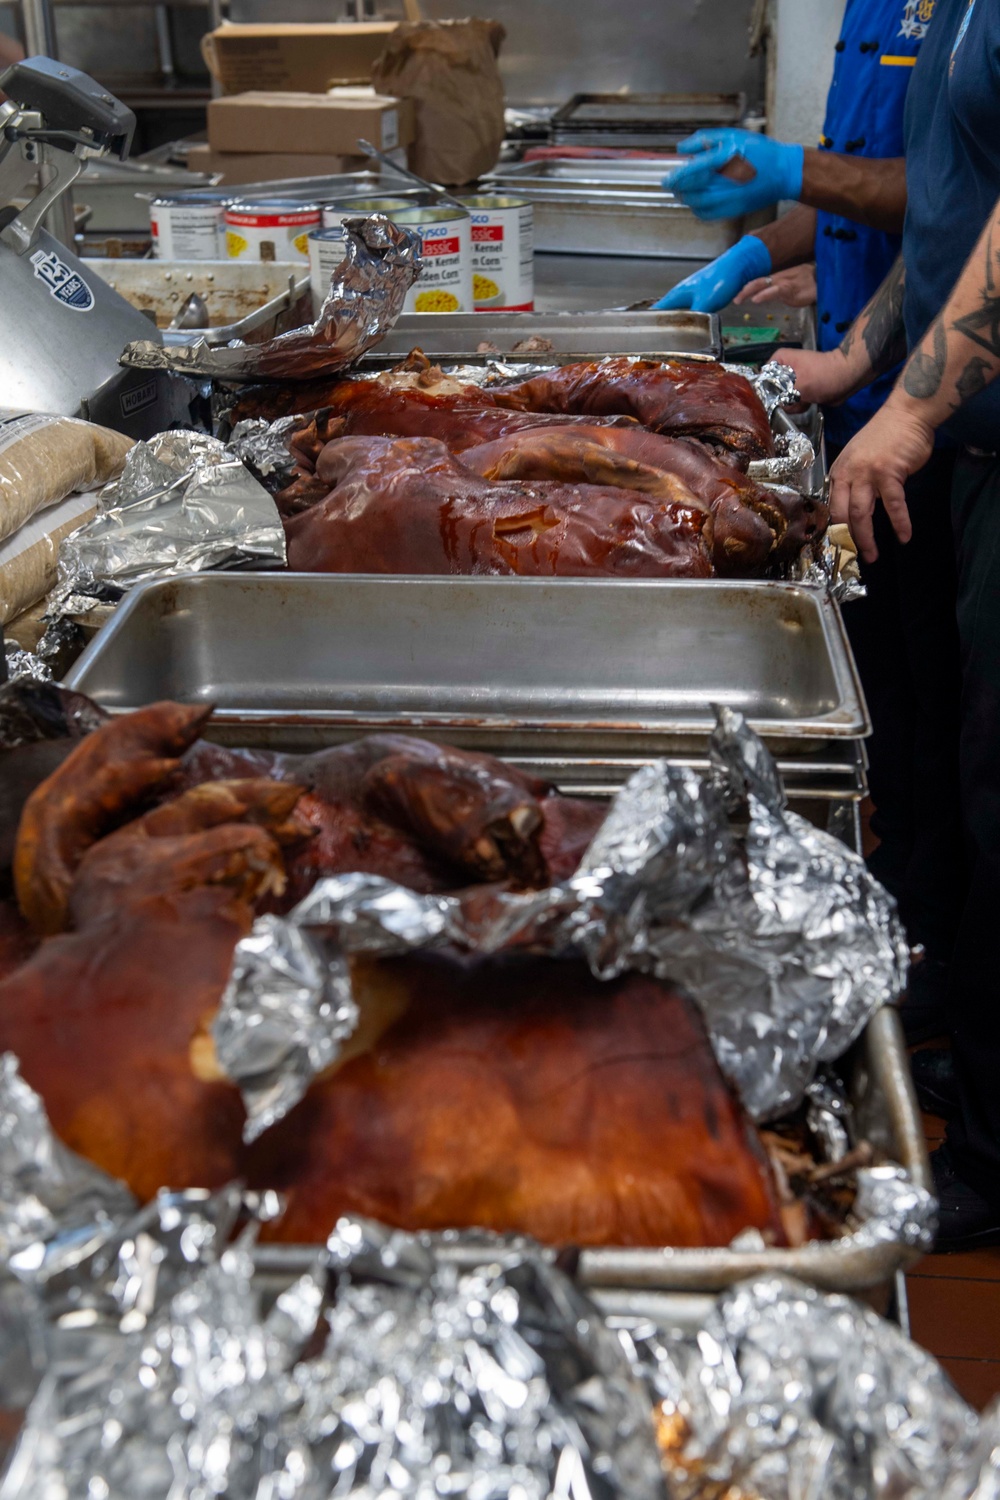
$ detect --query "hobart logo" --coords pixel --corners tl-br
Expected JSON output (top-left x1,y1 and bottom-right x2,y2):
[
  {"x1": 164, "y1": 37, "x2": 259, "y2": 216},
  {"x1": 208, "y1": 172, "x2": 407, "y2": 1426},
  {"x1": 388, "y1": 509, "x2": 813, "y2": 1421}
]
[
  {"x1": 120, "y1": 380, "x2": 158, "y2": 417},
  {"x1": 29, "y1": 249, "x2": 95, "y2": 311}
]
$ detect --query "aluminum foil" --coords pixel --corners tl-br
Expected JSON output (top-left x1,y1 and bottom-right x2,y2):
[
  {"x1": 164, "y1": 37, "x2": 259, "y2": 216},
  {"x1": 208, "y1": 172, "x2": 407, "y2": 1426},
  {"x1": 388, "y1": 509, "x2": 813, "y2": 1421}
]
[
  {"x1": 119, "y1": 215, "x2": 421, "y2": 383},
  {"x1": 1, "y1": 644, "x2": 50, "y2": 685},
  {"x1": 0, "y1": 1054, "x2": 134, "y2": 1284},
  {"x1": 727, "y1": 357, "x2": 802, "y2": 418},
  {"x1": 228, "y1": 414, "x2": 300, "y2": 484},
  {"x1": 748, "y1": 426, "x2": 816, "y2": 485},
  {"x1": 215, "y1": 708, "x2": 909, "y2": 1142},
  {"x1": 294, "y1": 1215, "x2": 668, "y2": 1500},
  {"x1": 42, "y1": 429, "x2": 285, "y2": 623},
  {"x1": 633, "y1": 1273, "x2": 982, "y2": 1500},
  {"x1": 0, "y1": 1054, "x2": 666, "y2": 1500}
]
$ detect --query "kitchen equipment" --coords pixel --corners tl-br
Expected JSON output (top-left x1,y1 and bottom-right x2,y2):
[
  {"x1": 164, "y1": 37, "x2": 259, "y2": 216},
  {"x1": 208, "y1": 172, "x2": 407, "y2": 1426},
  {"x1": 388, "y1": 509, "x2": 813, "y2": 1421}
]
[
  {"x1": 65, "y1": 574, "x2": 867, "y2": 759},
  {"x1": 79, "y1": 158, "x2": 221, "y2": 235},
  {"x1": 0, "y1": 57, "x2": 193, "y2": 438},
  {"x1": 352, "y1": 308, "x2": 723, "y2": 361},
  {"x1": 86, "y1": 259, "x2": 311, "y2": 344},
  {"x1": 486, "y1": 157, "x2": 765, "y2": 260},
  {"x1": 356, "y1": 135, "x2": 469, "y2": 216},
  {"x1": 549, "y1": 91, "x2": 747, "y2": 150}
]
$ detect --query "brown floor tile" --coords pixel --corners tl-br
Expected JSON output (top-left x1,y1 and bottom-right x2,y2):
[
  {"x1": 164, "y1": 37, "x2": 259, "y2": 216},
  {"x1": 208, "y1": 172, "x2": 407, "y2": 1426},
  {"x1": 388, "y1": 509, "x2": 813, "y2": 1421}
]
[
  {"x1": 908, "y1": 1276, "x2": 1000, "y2": 1360},
  {"x1": 910, "y1": 1247, "x2": 1000, "y2": 1280},
  {"x1": 939, "y1": 1357, "x2": 1000, "y2": 1410}
]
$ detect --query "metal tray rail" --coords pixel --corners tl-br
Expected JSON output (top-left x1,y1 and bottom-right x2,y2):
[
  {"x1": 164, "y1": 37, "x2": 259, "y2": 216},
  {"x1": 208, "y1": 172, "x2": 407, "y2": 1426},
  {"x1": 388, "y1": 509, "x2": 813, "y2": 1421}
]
[{"x1": 250, "y1": 1006, "x2": 928, "y2": 1296}]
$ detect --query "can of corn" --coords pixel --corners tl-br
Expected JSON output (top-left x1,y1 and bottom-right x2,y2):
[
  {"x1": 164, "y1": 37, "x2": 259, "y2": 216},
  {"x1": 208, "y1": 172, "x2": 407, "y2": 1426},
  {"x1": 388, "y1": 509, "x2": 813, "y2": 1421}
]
[
  {"x1": 222, "y1": 201, "x2": 321, "y2": 263},
  {"x1": 390, "y1": 205, "x2": 473, "y2": 314},
  {"x1": 321, "y1": 195, "x2": 413, "y2": 229},
  {"x1": 459, "y1": 195, "x2": 534, "y2": 312}
]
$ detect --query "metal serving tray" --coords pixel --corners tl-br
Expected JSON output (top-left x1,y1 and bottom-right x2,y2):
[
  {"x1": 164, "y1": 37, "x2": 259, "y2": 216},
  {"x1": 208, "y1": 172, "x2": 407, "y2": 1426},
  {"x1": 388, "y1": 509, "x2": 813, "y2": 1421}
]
[
  {"x1": 362, "y1": 309, "x2": 722, "y2": 363},
  {"x1": 65, "y1": 575, "x2": 868, "y2": 761},
  {"x1": 485, "y1": 158, "x2": 763, "y2": 260},
  {"x1": 550, "y1": 91, "x2": 747, "y2": 149},
  {"x1": 87, "y1": 260, "x2": 311, "y2": 344},
  {"x1": 250, "y1": 1005, "x2": 928, "y2": 1296}
]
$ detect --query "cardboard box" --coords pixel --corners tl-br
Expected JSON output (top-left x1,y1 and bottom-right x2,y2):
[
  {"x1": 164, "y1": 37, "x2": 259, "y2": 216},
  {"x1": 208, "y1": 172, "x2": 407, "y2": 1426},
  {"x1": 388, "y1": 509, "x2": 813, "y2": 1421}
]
[
  {"x1": 186, "y1": 144, "x2": 369, "y2": 185},
  {"x1": 207, "y1": 91, "x2": 415, "y2": 158},
  {"x1": 203, "y1": 22, "x2": 398, "y2": 95}
]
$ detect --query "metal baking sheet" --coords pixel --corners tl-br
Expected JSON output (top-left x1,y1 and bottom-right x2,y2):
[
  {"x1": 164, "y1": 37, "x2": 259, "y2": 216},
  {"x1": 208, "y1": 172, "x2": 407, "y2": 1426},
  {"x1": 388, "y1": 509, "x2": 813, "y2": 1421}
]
[
  {"x1": 550, "y1": 91, "x2": 747, "y2": 149},
  {"x1": 250, "y1": 1005, "x2": 929, "y2": 1296},
  {"x1": 65, "y1": 575, "x2": 869, "y2": 757},
  {"x1": 363, "y1": 309, "x2": 722, "y2": 362}
]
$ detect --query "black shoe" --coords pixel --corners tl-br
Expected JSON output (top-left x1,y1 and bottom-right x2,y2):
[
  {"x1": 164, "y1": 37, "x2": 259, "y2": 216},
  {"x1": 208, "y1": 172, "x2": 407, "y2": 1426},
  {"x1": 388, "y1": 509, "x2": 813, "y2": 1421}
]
[
  {"x1": 910, "y1": 1048, "x2": 958, "y2": 1119},
  {"x1": 899, "y1": 957, "x2": 950, "y2": 1044},
  {"x1": 930, "y1": 1143, "x2": 1000, "y2": 1253}
]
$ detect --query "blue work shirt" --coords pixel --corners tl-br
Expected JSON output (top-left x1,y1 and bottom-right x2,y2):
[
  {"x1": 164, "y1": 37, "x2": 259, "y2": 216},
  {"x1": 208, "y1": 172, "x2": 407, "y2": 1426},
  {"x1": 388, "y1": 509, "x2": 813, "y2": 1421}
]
[
  {"x1": 903, "y1": 0, "x2": 1000, "y2": 451},
  {"x1": 816, "y1": 0, "x2": 930, "y2": 447}
]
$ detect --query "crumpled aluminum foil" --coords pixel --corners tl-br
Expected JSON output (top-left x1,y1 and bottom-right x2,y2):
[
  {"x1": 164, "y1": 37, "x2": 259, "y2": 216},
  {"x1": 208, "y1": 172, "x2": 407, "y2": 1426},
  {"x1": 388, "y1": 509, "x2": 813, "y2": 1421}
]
[
  {"x1": 632, "y1": 1273, "x2": 983, "y2": 1500},
  {"x1": 214, "y1": 708, "x2": 909, "y2": 1141},
  {"x1": 727, "y1": 357, "x2": 802, "y2": 417},
  {"x1": 0, "y1": 1054, "x2": 134, "y2": 1284},
  {"x1": 42, "y1": 429, "x2": 285, "y2": 623},
  {"x1": 293, "y1": 1215, "x2": 668, "y2": 1500},
  {"x1": 801, "y1": 528, "x2": 867, "y2": 606},
  {"x1": 0, "y1": 1046, "x2": 667, "y2": 1500},
  {"x1": 228, "y1": 414, "x2": 301, "y2": 484},
  {"x1": 119, "y1": 215, "x2": 421, "y2": 382},
  {"x1": 1, "y1": 645, "x2": 50, "y2": 684},
  {"x1": 748, "y1": 425, "x2": 817, "y2": 485}
]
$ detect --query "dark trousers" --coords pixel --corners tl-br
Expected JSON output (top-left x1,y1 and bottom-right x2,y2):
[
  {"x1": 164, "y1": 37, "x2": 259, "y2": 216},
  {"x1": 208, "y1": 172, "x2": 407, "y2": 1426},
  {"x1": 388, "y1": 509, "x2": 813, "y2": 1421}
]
[
  {"x1": 946, "y1": 451, "x2": 1000, "y2": 1204},
  {"x1": 842, "y1": 448, "x2": 967, "y2": 966},
  {"x1": 843, "y1": 445, "x2": 1000, "y2": 1201}
]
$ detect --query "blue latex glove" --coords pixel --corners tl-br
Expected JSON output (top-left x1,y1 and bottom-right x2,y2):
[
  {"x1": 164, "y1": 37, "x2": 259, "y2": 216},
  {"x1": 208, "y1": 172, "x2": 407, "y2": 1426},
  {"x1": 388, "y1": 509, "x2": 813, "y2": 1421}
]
[
  {"x1": 652, "y1": 235, "x2": 772, "y2": 313},
  {"x1": 665, "y1": 129, "x2": 804, "y2": 221}
]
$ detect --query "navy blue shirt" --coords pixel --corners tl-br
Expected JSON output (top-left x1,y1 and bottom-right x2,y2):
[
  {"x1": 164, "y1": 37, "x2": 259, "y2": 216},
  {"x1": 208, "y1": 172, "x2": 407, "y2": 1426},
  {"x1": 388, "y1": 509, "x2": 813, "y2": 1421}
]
[
  {"x1": 816, "y1": 0, "x2": 928, "y2": 447},
  {"x1": 903, "y1": 0, "x2": 1000, "y2": 449}
]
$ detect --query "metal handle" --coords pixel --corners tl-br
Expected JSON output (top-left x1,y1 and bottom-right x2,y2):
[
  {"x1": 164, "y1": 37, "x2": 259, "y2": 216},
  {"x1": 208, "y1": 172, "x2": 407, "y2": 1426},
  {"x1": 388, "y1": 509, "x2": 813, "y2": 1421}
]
[{"x1": 356, "y1": 135, "x2": 468, "y2": 215}]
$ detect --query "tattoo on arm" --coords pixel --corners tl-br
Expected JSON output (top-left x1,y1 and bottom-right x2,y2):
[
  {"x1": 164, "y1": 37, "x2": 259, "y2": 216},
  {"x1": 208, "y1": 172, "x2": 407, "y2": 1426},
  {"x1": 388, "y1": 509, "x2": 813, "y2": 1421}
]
[
  {"x1": 952, "y1": 218, "x2": 1000, "y2": 358},
  {"x1": 903, "y1": 316, "x2": 948, "y2": 399},
  {"x1": 861, "y1": 257, "x2": 908, "y2": 372},
  {"x1": 955, "y1": 354, "x2": 992, "y2": 403},
  {"x1": 839, "y1": 257, "x2": 907, "y2": 372}
]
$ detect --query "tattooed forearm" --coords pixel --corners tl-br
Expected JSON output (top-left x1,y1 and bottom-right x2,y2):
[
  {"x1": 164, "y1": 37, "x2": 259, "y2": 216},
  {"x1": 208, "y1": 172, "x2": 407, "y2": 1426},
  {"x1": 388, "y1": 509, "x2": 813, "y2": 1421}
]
[
  {"x1": 903, "y1": 317, "x2": 947, "y2": 398},
  {"x1": 862, "y1": 257, "x2": 908, "y2": 371},
  {"x1": 838, "y1": 257, "x2": 907, "y2": 374}
]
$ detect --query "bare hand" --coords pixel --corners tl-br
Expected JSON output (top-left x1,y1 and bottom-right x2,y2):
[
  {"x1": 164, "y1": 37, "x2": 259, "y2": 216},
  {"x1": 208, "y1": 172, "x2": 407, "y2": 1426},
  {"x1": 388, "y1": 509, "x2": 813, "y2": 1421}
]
[
  {"x1": 828, "y1": 400, "x2": 935, "y2": 562},
  {"x1": 772, "y1": 346, "x2": 857, "y2": 407},
  {"x1": 735, "y1": 264, "x2": 817, "y2": 308}
]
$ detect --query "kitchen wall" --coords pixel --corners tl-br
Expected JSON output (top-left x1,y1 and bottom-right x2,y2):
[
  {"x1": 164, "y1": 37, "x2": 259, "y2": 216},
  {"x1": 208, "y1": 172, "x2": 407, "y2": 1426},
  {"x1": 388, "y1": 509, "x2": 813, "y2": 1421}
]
[{"x1": 1, "y1": 0, "x2": 765, "y2": 107}]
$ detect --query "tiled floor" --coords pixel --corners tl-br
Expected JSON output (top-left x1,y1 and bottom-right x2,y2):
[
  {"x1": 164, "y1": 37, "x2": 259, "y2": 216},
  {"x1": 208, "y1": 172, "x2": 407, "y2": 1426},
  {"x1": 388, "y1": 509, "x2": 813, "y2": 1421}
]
[
  {"x1": 859, "y1": 799, "x2": 1000, "y2": 1411},
  {"x1": 906, "y1": 1107, "x2": 1000, "y2": 1410}
]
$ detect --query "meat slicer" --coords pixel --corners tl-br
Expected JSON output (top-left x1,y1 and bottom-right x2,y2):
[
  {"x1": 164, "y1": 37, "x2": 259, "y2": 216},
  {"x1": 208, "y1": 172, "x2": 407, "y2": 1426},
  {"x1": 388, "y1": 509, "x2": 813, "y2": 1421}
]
[{"x1": 0, "y1": 56, "x2": 193, "y2": 437}]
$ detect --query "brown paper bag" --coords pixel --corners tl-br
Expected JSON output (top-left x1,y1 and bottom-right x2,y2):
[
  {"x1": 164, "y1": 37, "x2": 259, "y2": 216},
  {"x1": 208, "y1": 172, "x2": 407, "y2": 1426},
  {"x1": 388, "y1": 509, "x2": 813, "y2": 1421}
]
[{"x1": 371, "y1": 18, "x2": 505, "y2": 186}]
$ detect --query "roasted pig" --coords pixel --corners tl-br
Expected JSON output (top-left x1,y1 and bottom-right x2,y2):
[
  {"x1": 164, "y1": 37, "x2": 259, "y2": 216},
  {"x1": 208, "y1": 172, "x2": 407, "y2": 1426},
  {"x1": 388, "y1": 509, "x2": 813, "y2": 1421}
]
[
  {"x1": 280, "y1": 434, "x2": 715, "y2": 579},
  {"x1": 0, "y1": 702, "x2": 789, "y2": 1250},
  {"x1": 180, "y1": 732, "x2": 606, "y2": 900},
  {"x1": 494, "y1": 357, "x2": 775, "y2": 461}
]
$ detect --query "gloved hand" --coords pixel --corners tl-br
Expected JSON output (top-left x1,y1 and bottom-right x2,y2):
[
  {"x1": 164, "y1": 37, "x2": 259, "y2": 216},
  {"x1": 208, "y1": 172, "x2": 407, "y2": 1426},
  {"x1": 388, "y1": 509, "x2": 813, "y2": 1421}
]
[
  {"x1": 652, "y1": 235, "x2": 772, "y2": 312},
  {"x1": 665, "y1": 129, "x2": 805, "y2": 221}
]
